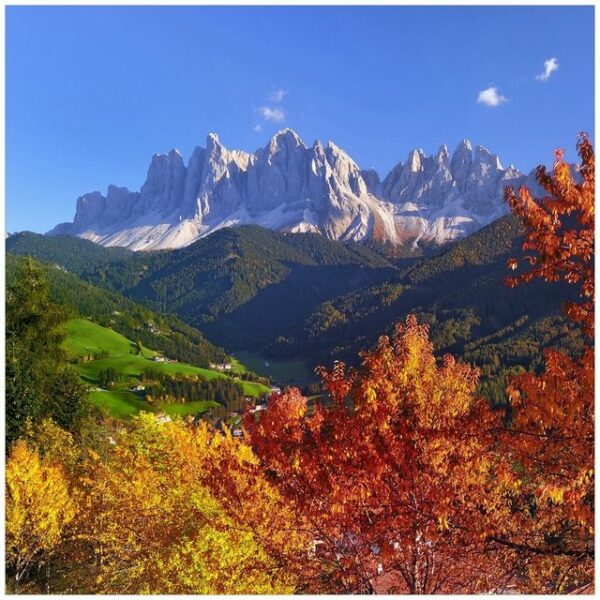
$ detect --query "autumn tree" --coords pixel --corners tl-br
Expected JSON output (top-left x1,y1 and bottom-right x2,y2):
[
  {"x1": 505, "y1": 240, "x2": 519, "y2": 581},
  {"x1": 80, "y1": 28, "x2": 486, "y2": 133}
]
[
  {"x1": 494, "y1": 134, "x2": 594, "y2": 592},
  {"x1": 6, "y1": 413, "x2": 310, "y2": 593},
  {"x1": 244, "y1": 316, "x2": 514, "y2": 593},
  {"x1": 63, "y1": 414, "x2": 305, "y2": 594},
  {"x1": 6, "y1": 439, "x2": 76, "y2": 593}
]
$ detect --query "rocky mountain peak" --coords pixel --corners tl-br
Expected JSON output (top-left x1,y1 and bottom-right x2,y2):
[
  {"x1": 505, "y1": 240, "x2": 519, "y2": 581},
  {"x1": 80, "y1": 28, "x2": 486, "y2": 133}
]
[
  {"x1": 206, "y1": 132, "x2": 225, "y2": 154},
  {"x1": 48, "y1": 130, "x2": 529, "y2": 252},
  {"x1": 107, "y1": 184, "x2": 130, "y2": 197},
  {"x1": 268, "y1": 128, "x2": 306, "y2": 152},
  {"x1": 408, "y1": 148, "x2": 424, "y2": 172},
  {"x1": 454, "y1": 139, "x2": 473, "y2": 155},
  {"x1": 435, "y1": 144, "x2": 450, "y2": 165},
  {"x1": 474, "y1": 144, "x2": 503, "y2": 170}
]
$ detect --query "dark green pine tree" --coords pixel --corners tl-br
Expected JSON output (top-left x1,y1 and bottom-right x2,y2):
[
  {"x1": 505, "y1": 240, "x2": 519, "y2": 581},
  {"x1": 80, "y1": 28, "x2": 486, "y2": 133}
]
[{"x1": 6, "y1": 258, "x2": 88, "y2": 442}]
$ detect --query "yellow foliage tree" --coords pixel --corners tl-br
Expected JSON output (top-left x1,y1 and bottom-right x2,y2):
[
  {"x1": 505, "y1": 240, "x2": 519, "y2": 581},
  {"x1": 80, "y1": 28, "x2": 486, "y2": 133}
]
[
  {"x1": 6, "y1": 440, "x2": 76, "y2": 593},
  {"x1": 71, "y1": 413, "x2": 305, "y2": 594}
]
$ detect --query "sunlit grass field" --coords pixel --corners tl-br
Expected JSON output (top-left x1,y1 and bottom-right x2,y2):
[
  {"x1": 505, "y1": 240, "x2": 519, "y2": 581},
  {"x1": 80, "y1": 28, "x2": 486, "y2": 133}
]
[{"x1": 63, "y1": 319, "x2": 269, "y2": 418}]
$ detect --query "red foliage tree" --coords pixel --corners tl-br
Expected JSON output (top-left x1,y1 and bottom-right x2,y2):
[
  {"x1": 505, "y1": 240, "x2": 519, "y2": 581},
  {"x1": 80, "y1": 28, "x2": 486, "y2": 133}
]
[
  {"x1": 245, "y1": 317, "x2": 513, "y2": 593},
  {"x1": 495, "y1": 134, "x2": 594, "y2": 592},
  {"x1": 505, "y1": 133, "x2": 594, "y2": 336}
]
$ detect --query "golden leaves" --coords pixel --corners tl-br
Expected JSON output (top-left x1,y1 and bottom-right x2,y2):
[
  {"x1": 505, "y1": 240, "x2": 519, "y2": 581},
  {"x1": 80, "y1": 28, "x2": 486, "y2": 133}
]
[
  {"x1": 6, "y1": 440, "x2": 75, "y2": 582},
  {"x1": 6, "y1": 414, "x2": 306, "y2": 594}
]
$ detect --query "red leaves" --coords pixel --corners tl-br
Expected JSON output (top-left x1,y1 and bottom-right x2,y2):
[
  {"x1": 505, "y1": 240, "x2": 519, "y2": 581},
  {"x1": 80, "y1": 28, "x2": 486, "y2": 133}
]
[
  {"x1": 246, "y1": 137, "x2": 595, "y2": 593},
  {"x1": 246, "y1": 316, "x2": 508, "y2": 593},
  {"x1": 504, "y1": 133, "x2": 594, "y2": 336},
  {"x1": 498, "y1": 135, "x2": 595, "y2": 591}
]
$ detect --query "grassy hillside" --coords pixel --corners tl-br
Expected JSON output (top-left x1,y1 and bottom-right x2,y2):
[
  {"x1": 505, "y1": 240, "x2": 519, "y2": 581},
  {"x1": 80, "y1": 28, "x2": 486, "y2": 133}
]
[
  {"x1": 62, "y1": 318, "x2": 269, "y2": 419},
  {"x1": 8, "y1": 227, "x2": 397, "y2": 350},
  {"x1": 6, "y1": 254, "x2": 228, "y2": 367},
  {"x1": 63, "y1": 318, "x2": 154, "y2": 359},
  {"x1": 87, "y1": 390, "x2": 155, "y2": 419}
]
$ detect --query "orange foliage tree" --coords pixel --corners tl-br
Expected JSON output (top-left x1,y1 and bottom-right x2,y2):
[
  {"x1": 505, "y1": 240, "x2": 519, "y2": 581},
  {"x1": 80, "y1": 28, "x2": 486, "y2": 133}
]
[
  {"x1": 244, "y1": 316, "x2": 515, "y2": 593},
  {"x1": 505, "y1": 133, "x2": 594, "y2": 335},
  {"x1": 494, "y1": 134, "x2": 594, "y2": 592}
]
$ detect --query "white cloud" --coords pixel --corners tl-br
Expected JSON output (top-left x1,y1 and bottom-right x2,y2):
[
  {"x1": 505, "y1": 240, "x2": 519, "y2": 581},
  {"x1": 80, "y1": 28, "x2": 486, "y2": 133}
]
[
  {"x1": 477, "y1": 86, "x2": 508, "y2": 107},
  {"x1": 253, "y1": 89, "x2": 288, "y2": 128},
  {"x1": 268, "y1": 89, "x2": 287, "y2": 102},
  {"x1": 536, "y1": 57, "x2": 559, "y2": 82},
  {"x1": 257, "y1": 106, "x2": 285, "y2": 123}
]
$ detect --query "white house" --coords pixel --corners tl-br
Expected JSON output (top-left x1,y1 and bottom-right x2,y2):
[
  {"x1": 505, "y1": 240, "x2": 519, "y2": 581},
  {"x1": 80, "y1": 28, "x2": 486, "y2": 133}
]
[
  {"x1": 129, "y1": 384, "x2": 146, "y2": 392},
  {"x1": 209, "y1": 362, "x2": 232, "y2": 371}
]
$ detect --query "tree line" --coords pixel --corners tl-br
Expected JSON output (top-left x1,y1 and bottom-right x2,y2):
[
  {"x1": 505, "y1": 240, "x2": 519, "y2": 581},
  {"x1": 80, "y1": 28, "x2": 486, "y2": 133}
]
[{"x1": 142, "y1": 369, "x2": 247, "y2": 410}]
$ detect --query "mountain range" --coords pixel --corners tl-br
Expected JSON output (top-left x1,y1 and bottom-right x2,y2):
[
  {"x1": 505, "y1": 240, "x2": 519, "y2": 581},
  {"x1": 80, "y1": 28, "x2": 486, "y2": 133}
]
[{"x1": 49, "y1": 129, "x2": 538, "y2": 251}]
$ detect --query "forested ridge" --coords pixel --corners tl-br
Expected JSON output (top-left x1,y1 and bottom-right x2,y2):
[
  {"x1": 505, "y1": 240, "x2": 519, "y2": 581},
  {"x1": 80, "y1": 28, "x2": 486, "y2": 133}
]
[
  {"x1": 6, "y1": 254, "x2": 228, "y2": 368},
  {"x1": 7, "y1": 227, "x2": 396, "y2": 349},
  {"x1": 267, "y1": 215, "x2": 584, "y2": 403},
  {"x1": 8, "y1": 215, "x2": 582, "y2": 405}
]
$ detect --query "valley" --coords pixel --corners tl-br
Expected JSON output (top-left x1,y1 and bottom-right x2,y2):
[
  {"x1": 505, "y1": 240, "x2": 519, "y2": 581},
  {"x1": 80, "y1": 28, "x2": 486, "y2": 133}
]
[
  {"x1": 70, "y1": 317, "x2": 269, "y2": 417},
  {"x1": 65, "y1": 318, "x2": 268, "y2": 419},
  {"x1": 6, "y1": 255, "x2": 272, "y2": 425},
  {"x1": 7, "y1": 217, "x2": 583, "y2": 406},
  {"x1": 231, "y1": 351, "x2": 316, "y2": 387}
]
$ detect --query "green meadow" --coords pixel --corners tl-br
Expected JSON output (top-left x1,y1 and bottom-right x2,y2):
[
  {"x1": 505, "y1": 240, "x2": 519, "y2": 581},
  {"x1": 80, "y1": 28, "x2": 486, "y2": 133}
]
[
  {"x1": 63, "y1": 318, "x2": 155, "y2": 359},
  {"x1": 88, "y1": 389, "x2": 151, "y2": 419},
  {"x1": 88, "y1": 390, "x2": 219, "y2": 420},
  {"x1": 63, "y1": 319, "x2": 269, "y2": 418}
]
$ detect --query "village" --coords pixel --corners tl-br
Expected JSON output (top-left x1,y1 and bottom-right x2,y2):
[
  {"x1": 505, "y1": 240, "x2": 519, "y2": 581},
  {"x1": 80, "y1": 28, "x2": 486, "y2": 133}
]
[
  {"x1": 124, "y1": 351, "x2": 282, "y2": 437},
  {"x1": 145, "y1": 387, "x2": 279, "y2": 436}
]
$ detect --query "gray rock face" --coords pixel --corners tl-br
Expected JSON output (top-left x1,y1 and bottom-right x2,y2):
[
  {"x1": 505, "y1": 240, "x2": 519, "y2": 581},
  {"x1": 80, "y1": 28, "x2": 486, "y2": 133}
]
[
  {"x1": 140, "y1": 150, "x2": 186, "y2": 216},
  {"x1": 48, "y1": 129, "x2": 532, "y2": 251}
]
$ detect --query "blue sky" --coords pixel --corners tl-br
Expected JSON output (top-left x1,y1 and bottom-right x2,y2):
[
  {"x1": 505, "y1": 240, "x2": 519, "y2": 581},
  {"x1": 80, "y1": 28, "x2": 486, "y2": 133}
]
[{"x1": 6, "y1": 5, "x2": 594, "y2": 233}]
